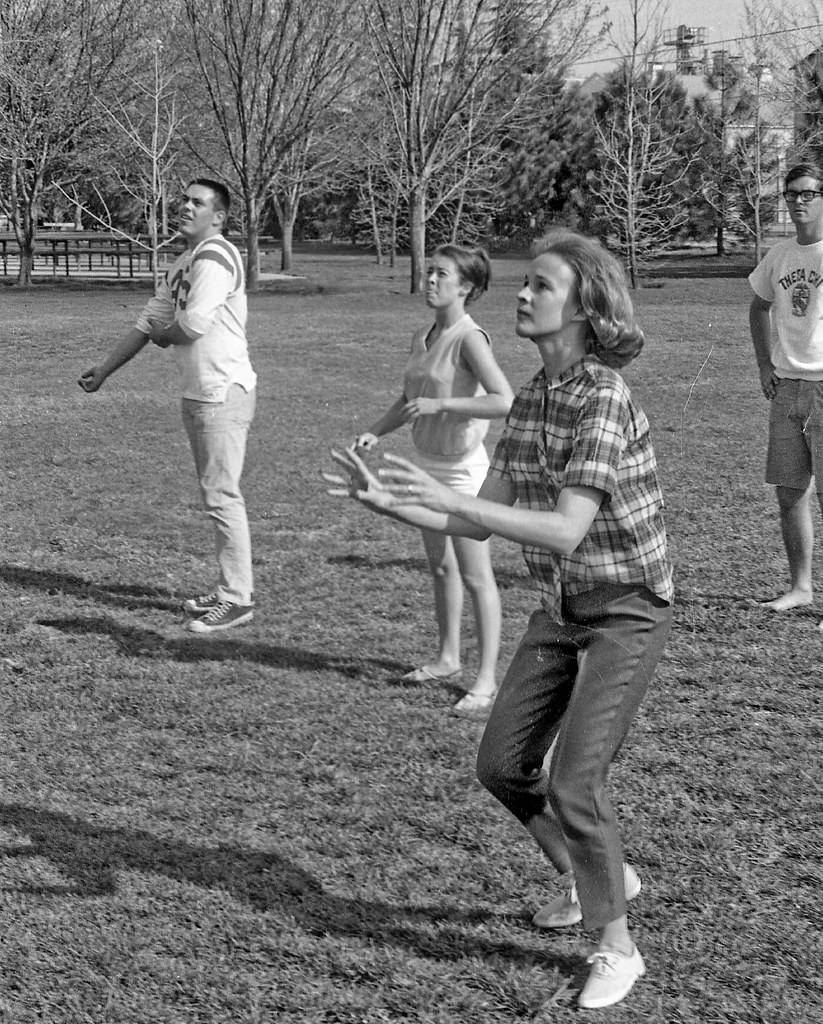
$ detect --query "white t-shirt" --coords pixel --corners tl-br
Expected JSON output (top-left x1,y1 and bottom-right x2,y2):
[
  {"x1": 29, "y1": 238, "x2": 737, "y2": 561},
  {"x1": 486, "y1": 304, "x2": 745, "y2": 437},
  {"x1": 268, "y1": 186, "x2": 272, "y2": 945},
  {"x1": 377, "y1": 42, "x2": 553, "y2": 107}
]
[
  {"x1": 136, "y1": 234, "x2": 257, "y2": 401},
  {"x1": 748, "y1": 237, "x2": 823, "y2": 380}
]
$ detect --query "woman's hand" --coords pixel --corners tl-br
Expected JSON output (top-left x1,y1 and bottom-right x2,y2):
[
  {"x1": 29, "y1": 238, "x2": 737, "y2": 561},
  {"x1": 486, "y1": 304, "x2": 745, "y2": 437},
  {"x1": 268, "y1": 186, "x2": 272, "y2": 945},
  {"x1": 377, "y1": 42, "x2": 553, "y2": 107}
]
[
  {"x1": 323, "y1": 446, "x2": 396, "y2": 512},
  {"x1": 402, "y1": 396, "x2": 442, "y2": 421},
  {"x1": 354, "y1": 432, "x2": 379, "y2": 451},
  {"x1": 377, "y1": 453, "x2": 457, "y2": 514}
]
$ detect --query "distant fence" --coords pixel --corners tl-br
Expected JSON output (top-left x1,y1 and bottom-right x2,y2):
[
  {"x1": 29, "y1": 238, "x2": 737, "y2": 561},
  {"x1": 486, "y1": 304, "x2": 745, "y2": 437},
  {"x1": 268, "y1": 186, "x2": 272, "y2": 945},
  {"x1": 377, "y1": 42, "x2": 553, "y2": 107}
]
[
  {"x1": 0, "y1": 231, "x2": 176, "y2": 279},
  {"x1": 0, "y1": 232, "x2": 269, "y2": 280}
]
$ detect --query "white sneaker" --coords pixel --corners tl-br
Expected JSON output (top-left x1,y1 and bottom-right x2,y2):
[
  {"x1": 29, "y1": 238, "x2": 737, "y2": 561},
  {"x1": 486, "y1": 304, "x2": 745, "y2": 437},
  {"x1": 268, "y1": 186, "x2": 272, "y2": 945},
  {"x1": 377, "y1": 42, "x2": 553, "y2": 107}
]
[
  {"x1": 578, "y1": 945, "x2": 646, "y2": 1009},
  {"x1": 532, "y1": 863, "x2": 641, "y2": 929}
]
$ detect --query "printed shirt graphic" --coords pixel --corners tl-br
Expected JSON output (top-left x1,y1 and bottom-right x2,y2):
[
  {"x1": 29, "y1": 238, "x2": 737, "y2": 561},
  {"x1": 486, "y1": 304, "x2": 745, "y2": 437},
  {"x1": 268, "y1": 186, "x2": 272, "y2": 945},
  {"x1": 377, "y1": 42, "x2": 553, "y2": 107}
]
[
  {"x1": 487, "y1": 357, "x2": 673, "y2": 621},
  {"x1": 749, "y1": 237, "x2": 823, "y2": 380},
  {"x1": 136, "y1": 235, "x2": 256, "y2": 401}
]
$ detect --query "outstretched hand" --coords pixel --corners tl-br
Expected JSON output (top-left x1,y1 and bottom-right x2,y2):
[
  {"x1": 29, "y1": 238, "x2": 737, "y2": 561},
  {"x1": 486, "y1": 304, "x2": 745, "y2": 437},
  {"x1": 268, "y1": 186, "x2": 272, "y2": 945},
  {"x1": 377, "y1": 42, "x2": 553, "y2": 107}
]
[
  {"x1": 322, "y1": 446, "x2": 396, "y2": 512},
  {"x1": 322, "y1": 448, "x2": 456, "y2": 516},
  {"x1": 377, "y1": 452, "x2": 456, "y2": 513}
]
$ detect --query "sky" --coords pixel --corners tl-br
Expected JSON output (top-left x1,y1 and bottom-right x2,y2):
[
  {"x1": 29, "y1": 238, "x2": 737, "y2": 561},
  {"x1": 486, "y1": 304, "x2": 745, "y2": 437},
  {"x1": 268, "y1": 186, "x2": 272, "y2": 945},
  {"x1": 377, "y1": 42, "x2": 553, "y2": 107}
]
[{"x1": 569, "y1": 0, "x2": 751, "y2": 77}]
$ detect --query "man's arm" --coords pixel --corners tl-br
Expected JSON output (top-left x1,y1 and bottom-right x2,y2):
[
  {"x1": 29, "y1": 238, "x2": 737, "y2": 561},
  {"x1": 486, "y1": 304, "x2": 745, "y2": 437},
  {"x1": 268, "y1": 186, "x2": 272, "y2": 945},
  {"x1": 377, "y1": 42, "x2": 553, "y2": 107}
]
[
  {"x1": 749, "y1": 294, "x2": 776, "y2": 399},
  {"x1": 78, "y1": 327, "x2": 149, "y2": 392}
]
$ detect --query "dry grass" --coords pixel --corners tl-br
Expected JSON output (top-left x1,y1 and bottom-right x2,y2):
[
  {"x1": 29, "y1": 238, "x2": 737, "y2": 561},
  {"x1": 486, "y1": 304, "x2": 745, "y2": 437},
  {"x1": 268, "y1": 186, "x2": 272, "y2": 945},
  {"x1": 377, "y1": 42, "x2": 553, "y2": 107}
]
[{"x1": 0, "y1": 256, "x2": 820, "y2": 1023}]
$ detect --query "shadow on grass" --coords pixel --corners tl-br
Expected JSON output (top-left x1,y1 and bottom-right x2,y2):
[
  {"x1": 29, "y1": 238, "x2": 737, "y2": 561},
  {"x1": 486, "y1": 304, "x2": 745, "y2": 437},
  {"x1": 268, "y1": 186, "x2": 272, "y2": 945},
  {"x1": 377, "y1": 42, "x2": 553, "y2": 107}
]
[
  {"x1": 0, "y1": 802, "x2": 577, "y2": 969},
  {"x1": 1, "y1": 563, "x2": 180, "y2": 611},
  {"x1": 34, "y1": 613, "x2": 407, "y2": 677},
  {"x1": 328, "y1": 554, "x2": 530, "y2": 590}
]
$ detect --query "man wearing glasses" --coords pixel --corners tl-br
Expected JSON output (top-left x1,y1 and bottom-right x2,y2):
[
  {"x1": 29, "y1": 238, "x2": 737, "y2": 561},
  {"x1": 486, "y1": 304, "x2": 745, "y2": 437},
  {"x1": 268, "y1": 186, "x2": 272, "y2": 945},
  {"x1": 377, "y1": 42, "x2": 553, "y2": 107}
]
[{"x1": 749, "y1": 163, "x2": 823, "y2": 619}]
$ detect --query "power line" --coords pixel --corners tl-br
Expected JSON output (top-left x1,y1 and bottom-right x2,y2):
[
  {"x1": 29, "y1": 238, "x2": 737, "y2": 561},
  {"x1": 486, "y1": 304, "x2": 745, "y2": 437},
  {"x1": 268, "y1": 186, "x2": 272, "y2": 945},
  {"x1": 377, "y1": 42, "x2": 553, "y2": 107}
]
[{"x1": 571, "y1": 21, "x2": 823, "y2": 71}]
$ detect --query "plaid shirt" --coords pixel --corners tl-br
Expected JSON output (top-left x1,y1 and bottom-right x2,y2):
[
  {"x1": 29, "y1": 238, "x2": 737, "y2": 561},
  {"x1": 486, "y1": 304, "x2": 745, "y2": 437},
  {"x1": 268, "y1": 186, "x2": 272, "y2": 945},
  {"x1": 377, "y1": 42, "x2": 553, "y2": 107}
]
[{"x1": 488, "y1": 356, "x2": 673, "y2": 620}]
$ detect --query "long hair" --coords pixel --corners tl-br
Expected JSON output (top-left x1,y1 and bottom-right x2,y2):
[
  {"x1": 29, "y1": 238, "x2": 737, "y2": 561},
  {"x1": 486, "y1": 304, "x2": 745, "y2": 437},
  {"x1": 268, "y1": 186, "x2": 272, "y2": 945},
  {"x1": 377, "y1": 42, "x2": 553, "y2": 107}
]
[
  {"x1": 432, "y1": 243, "x2": 491, "y2": 305},
  {"x1": 532, "y1": 229, "x2": 644, "y2": 368}
]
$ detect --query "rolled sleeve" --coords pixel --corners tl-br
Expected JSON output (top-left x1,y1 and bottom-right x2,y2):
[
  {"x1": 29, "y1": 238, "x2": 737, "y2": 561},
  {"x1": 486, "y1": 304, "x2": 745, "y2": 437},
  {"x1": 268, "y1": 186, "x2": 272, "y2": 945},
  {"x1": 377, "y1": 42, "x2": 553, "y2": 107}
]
[{"x1": 563, "y1": 386, "x2": 628, "y2": 496}]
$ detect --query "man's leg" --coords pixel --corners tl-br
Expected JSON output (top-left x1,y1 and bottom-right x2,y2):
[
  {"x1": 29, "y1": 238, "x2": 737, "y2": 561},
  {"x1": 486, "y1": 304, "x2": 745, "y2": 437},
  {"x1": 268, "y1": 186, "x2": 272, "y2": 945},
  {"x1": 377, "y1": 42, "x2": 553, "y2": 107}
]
[
  {"x1": 762, "y1": 484, "x2": 814, "y2": 610},
  {"x1": 763, "y1": 379, "x2": 814, "y2": 610},
  {"x1": 183, "y1": 385, "x2": 255, "y2": 606}
]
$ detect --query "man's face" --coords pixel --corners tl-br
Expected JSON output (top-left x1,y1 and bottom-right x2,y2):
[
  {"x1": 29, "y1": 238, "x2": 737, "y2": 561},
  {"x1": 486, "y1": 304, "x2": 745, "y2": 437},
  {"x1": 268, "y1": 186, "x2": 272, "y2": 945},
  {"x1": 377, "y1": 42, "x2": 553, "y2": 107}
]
[
  {"x1": 784, "y1": 175, "x2": 823, "y2": 230},
  {"x1": 178, "y1": 184, "x2": 224, "y2": 244}
]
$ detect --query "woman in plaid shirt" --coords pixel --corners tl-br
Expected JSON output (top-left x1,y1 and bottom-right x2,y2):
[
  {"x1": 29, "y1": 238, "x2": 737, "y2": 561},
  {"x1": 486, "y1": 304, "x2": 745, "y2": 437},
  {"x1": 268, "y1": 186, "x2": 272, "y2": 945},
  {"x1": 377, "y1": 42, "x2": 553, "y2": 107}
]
[{"x1": 326, "y1": 228, "x2": 673, "y2": 1010}]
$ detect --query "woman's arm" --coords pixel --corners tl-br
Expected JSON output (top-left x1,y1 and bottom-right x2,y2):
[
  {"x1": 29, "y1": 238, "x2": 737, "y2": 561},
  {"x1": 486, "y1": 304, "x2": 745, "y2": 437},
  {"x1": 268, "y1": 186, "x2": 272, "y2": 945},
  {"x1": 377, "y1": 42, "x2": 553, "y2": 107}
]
[
  {"x1": 355, "y1": 394, "x2": 409, "y2": 449},
  {"x1": 325, "y1": 448, "x2": 603, "y2": 555},
  {"x1": 402, "y1": 329, "x2": 514, "y2": 421}
]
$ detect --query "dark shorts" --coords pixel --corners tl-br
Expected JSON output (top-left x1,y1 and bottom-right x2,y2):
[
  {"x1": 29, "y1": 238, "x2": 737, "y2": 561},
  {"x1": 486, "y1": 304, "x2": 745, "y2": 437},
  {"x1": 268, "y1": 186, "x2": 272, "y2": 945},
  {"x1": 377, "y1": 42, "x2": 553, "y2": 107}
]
[{"x1": 767, "y1": 378, "x2": 823, "y2": 492}]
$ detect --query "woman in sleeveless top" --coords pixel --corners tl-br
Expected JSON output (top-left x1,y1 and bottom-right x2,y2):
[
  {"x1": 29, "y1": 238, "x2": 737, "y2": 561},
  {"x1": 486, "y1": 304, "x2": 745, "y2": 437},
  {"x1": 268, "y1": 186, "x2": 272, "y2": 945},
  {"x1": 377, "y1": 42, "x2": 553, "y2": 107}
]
[{"x1": 356, "y1": 244, "x2": 514, "y2": 716}]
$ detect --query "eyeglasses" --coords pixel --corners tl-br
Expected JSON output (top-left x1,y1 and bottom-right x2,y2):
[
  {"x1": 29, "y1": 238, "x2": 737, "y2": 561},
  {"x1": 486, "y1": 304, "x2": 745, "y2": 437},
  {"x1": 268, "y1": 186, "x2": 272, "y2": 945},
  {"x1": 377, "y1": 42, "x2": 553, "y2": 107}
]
[{"x1": 782, "y1": 189, "x2": 823, "y2": 204}]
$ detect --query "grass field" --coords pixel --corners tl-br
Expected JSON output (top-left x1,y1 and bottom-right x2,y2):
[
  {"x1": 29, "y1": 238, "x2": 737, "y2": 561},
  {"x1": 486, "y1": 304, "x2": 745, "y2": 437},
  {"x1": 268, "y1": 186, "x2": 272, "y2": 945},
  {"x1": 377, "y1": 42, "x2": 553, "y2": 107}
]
[{"x1": 1, "y1": 255, "x2": 821, "y2": 1023}]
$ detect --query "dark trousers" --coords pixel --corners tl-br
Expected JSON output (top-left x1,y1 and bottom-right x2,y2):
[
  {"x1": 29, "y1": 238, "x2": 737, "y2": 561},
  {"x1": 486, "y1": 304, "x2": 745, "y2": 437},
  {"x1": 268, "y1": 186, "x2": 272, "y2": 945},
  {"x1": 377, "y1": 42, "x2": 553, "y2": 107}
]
[{"x1": 477, "y1": 584, "x2": 672, "y2": 930}]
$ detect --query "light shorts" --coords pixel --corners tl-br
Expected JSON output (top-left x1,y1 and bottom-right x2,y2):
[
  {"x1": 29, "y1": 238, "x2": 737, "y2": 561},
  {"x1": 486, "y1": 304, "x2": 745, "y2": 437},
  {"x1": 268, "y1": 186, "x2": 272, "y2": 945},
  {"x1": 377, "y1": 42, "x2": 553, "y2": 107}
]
[
  {"x1": 767, "y1": 377, "x2": 823, "y2": 492},
  {"x1": 414, "y1": 444, "x2": 490, "y2": 496}
]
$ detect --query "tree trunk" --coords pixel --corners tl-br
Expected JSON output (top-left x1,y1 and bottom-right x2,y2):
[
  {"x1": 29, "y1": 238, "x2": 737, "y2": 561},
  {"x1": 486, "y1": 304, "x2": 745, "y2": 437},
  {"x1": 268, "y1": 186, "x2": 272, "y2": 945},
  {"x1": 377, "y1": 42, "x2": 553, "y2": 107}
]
[
  {"x1": 281, "y1": 213, "x2": 295, "y2": 273},
  {"x1": 408, "y1": 188, "x2": 426, "y2": 294},
  {"x1": 16, "y1": 215, "x2": 36, "y2": 287},
  {"x1": 244, "y1": 194, "x2": 261, "y2": 292},
  {"x1": 17, "y1": 247, "x2": 34, "y2": 287},
  {"x1": 366, "y1": 165, "x2": 383, "y2": 265}
]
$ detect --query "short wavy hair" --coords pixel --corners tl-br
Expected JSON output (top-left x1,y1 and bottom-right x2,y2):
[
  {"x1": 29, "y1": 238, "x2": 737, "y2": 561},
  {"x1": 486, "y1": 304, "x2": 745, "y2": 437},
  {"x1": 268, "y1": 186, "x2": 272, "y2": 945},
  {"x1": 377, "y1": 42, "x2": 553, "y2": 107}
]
[
  {"x1": 432, "y1": 243, "x2": 491, "y2": 305},
  {"x1": 531, "y1": 229, "x2": 644, "y2": 368}
]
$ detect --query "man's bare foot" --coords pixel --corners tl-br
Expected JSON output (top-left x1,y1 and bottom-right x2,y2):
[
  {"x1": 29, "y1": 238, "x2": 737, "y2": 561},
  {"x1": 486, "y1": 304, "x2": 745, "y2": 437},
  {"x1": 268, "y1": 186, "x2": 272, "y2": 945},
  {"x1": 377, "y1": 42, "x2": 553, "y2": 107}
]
[{"x1": 761, "y1": 588, "x2": 813, "y2": 611}]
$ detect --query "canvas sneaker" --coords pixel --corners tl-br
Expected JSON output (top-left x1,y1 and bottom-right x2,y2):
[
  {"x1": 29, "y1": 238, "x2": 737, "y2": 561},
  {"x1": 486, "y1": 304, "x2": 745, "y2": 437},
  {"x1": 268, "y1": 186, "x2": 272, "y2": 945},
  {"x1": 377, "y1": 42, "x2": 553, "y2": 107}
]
[
  {"x1": 578, "y1": 945, "x2": 646, "y2": 1009},
  {"x1": 532, "y1": 863, "x2": 641, "y2": 929},
  {"x1": 182, "y1": 592, "x2": 221, "y2": 615},
  {"x1": 186, "y1": 601, "x2": 254, "y2": 633}
]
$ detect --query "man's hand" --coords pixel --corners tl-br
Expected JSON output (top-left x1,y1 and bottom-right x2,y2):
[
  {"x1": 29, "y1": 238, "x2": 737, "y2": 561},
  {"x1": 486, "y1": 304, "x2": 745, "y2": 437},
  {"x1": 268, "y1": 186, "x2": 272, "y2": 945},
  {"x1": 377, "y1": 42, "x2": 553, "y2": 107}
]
[
  {"x1": 78, "y1": 366, "x2": 106, "y2": 393},
  {"x1": 759, "y1": 362, "x2": 777, "y2": 400},
  {"x1": 147, "y1": 319, "x2": 173, "y2": 348}
]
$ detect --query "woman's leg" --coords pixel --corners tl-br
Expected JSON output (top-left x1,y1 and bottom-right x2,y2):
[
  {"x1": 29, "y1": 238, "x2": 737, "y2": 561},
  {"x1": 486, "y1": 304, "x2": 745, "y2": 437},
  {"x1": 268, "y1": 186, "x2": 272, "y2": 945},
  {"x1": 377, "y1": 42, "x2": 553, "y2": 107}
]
[
  {"x1": 419, "y1": 528, "x2": 462, "y2": 674},
  {"x1": 451, "y1": 534, "x2": 500, "y2": 696},
  {"x1": 548, "y1": 586, "x2": 672, "y2": 940},
  {"x1": 476, "y1": 609, "x2": 577, "y2": 872}
]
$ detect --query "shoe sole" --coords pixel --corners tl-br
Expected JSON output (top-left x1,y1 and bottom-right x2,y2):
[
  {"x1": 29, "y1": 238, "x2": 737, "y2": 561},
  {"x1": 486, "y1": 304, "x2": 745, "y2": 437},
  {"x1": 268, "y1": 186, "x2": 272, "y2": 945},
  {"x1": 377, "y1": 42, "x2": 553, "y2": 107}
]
[
  {"x1": 533, "y1": 868, "x2": 642, "y2": 929},
  {"x1": 186, "y1": 611, "x2": 254, "y2": 633}
]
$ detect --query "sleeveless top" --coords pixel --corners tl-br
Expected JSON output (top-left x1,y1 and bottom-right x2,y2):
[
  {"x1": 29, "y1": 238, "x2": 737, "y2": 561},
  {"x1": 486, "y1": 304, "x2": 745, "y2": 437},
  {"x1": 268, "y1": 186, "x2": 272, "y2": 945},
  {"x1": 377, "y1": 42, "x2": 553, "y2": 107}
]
[{"x1": 403, "y1": 312, "x2": 491, "y2": 458}]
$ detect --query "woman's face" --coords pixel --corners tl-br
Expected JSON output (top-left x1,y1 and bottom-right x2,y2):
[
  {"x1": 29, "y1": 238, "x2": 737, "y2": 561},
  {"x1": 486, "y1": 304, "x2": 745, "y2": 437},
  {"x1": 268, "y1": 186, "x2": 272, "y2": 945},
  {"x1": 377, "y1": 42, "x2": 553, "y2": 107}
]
[
  {"x1": 515, "y1": 252, "x2": 582, "y2": 341},
  {"x1": 425, "y1": 255, "x2": 469, "y2": 310}
]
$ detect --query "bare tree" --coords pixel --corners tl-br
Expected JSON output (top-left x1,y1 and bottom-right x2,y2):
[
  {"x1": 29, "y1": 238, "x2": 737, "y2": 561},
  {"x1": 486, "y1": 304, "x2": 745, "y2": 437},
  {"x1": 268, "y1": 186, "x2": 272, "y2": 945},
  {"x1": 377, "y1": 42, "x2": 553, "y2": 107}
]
[
  {"x1": 361, "y1": 0, "x2": 599, "y2": 293},
  {"x1": 270, "y1": 128, "x2": 341, "y2": 273},
  {"x1": 0, "y1": 0, "x2": 144, "y2": 284},
  {"x1": 589, "y1": 0, "x2": 696, "y2": 287},
  {"x1": 182, "y1": 0, "x2": 361, "y2": 290},
  {"x1": 55, "y1": 39, "x2": 184, "y2": 288}
]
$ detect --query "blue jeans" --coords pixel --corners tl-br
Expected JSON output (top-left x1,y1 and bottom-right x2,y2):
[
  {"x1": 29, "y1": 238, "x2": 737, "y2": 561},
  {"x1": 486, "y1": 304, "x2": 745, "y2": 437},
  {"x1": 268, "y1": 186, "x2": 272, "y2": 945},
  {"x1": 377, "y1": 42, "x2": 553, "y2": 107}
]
[
  {"x1": 182, "y1": 385, "x2": 256, "y2": 605},
  {"x1": 477, "y1": 584, "x2": 671, "y2": 930}
]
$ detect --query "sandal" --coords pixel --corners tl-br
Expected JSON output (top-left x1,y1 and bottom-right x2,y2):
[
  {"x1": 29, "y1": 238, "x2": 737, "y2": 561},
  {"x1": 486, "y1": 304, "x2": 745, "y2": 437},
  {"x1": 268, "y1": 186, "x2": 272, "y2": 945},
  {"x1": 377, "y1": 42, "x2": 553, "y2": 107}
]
[
  {"x1": 451, "y1": 691, "x2": 497, "y2": 719},
  {"x1": 398, "y1": 665, "x2": 462, "y2": 684}
]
